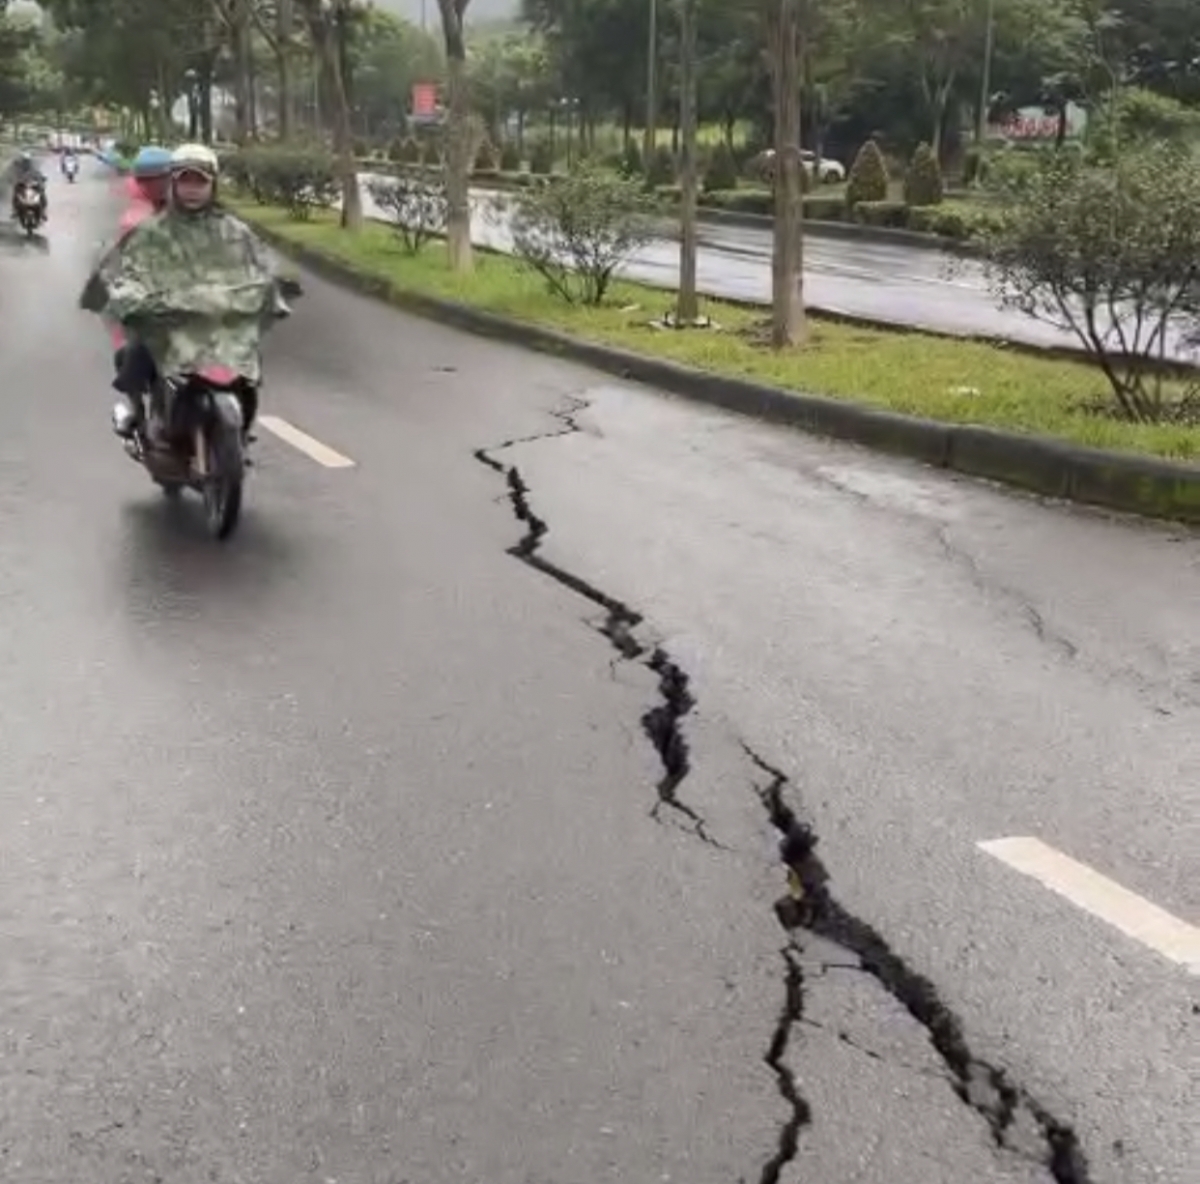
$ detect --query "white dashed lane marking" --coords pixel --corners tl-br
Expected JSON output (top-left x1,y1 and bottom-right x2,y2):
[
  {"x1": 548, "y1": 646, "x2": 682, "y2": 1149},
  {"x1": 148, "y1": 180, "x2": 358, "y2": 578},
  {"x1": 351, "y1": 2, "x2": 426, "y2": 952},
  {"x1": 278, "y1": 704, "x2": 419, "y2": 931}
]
[
  {"x1": 258, "y1": 415, "x2": 355, "y2": 468},
  {"x1": 978, "y1": 837, "x2": 1200, "y2": 975}
]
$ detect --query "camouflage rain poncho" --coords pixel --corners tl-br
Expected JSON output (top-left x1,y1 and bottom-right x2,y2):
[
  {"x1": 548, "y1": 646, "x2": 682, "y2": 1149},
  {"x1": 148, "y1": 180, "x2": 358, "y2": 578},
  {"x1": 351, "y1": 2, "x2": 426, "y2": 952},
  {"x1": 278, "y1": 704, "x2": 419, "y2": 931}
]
[{"x1": 81, "y1": 207, "x2": 288, "y2": 383}]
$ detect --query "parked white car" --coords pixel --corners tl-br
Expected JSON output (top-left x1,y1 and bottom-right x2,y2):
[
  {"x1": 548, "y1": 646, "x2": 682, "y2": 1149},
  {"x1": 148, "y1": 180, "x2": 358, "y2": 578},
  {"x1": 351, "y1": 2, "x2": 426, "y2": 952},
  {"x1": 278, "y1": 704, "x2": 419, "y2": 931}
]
[
  {"x1": 750, "y1": 148, "x2": 846, "y2": 185},
  {"x1": 800, "y1": 150, "x2": 845, "y2": 183}
]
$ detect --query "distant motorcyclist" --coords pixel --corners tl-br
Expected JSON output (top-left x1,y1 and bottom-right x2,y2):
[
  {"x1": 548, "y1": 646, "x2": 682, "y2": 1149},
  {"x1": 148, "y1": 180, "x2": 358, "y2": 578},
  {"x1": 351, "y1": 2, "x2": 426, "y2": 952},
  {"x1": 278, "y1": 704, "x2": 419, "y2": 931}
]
[
  {"x1": 61, "y1": 147, "x2": 79, "y2": 177},
  {"x1": 82, "y1": 142, "x2": 297, "y2": 439},
  {"x1": 4, "y1": 150, "x2": 48, "y2": 221}
]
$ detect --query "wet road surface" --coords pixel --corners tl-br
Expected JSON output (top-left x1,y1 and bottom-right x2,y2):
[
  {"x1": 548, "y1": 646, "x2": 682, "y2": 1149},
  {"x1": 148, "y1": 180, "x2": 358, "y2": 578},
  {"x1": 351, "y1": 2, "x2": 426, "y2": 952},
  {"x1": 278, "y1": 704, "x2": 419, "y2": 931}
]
[
  {"x1": 359, "y1": 175, "x2": 1187, "y2": 354},
  {"x1": 1, "y1": 163, "x2": 1195, "y2": 1183}
]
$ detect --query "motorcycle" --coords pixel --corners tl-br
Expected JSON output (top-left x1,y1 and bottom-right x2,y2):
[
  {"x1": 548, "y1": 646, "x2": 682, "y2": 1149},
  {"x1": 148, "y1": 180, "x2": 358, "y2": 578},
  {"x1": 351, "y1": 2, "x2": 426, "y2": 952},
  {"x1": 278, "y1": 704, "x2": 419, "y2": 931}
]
[
  {"x1": 116, "y1": 363, "x2": 259, "y2": 539},
  {"x1": 13, "y1": 179, "x2": 44, "y2": 235},
  {"x1": 110, "y1": 277, "x2": 301, "y2": 541},
  {"x1": 63, "y1": 156, "x2": 78, "y2": 183}
]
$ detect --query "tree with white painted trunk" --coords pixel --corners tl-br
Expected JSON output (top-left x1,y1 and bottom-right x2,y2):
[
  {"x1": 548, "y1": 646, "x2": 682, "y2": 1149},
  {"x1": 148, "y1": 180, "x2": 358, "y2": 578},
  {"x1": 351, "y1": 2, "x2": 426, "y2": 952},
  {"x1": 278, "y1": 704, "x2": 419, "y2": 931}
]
[{"x1": 436, "y1": 0, "x2": 473, "y2": 272}]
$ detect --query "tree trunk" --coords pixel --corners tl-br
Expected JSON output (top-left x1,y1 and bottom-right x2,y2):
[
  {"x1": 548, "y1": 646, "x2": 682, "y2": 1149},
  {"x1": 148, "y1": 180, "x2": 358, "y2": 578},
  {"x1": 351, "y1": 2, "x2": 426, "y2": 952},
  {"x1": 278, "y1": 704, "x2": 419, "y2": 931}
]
[
  {"x1": 438, "y1": 1, "x2": 473, "y2": 271},
  {"x1": 300, "y1": 0, "x2": 362, "y2": 229},
  {"x1": 232, "y1": 0, "x2": 252, "y2": 143},
  {"x1": 676, "y1": 0, "x2": 698, "y2": 324},
  {"x1": 642, "y1": 0, "x2": 657, "y2": 165},
  {"x1": 766, "y1": 0, "x2": 805, "y2": 348},
  {"x1": 277, "y1": 0, "x2": 294, "y2": 139}
]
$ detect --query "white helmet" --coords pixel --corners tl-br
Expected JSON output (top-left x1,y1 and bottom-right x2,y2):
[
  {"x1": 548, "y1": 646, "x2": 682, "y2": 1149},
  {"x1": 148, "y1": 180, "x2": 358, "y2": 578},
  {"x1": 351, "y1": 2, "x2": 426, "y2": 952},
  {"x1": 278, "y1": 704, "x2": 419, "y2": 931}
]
[{"x1": 170, "y1": 142, "x2": 219, "y2": 178}]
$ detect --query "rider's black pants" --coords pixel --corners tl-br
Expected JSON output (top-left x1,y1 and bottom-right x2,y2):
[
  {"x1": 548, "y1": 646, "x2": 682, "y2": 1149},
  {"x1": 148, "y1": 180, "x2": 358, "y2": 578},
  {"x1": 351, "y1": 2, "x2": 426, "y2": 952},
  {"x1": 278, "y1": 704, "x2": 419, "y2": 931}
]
[{"x1": 112, "y1": 342, "x2": 156, "y2": 397}]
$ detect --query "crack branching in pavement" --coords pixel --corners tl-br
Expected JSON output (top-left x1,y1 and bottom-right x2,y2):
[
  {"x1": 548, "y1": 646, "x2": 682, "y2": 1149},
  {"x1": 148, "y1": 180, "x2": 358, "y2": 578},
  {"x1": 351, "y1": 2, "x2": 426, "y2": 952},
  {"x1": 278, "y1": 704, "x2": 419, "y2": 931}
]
[
  {"x1": 758, "y1": 942, "x2": 812, "y2": 1184},
  {"x1": 476, "y1": 406, "x2": 804, "y2": 1183},
  {"x1": 474, "y1": 404, "x2": 720, "y2": 846},
  {"x1": 743, "y1": 745, "x2": 1096, "y2": 1184}
]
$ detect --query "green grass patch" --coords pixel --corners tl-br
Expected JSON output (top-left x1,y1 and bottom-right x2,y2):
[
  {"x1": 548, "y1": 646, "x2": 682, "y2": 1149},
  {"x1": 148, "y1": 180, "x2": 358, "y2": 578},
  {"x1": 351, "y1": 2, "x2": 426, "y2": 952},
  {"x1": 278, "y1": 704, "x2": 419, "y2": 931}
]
[{"x1": 238, "y1": 202, "x2": 1200, "y2": 461}]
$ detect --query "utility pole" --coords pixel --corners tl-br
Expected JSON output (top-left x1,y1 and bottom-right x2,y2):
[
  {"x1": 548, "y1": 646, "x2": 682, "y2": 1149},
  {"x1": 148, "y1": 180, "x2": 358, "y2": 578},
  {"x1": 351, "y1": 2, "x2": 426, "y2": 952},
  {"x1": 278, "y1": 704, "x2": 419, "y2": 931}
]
[{"x1": 642, "y1": 0, "x2": 657, "y2": 165}]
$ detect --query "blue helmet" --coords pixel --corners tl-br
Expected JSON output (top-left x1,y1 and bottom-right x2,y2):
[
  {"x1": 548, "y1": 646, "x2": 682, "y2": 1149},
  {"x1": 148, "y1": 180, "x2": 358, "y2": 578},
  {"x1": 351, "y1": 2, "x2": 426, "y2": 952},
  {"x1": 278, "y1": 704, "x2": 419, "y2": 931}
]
[{"x1": 132, "y1": 145, "x2": 172, "y2": 178}]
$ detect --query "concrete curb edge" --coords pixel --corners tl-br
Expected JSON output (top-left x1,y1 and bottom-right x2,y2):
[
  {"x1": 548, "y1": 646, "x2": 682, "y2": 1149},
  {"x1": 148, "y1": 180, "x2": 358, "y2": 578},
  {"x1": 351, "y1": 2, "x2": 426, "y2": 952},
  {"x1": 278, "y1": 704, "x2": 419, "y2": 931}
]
[{"x1": 255, "y1": 220, "x2": 1200, "y2": 525}]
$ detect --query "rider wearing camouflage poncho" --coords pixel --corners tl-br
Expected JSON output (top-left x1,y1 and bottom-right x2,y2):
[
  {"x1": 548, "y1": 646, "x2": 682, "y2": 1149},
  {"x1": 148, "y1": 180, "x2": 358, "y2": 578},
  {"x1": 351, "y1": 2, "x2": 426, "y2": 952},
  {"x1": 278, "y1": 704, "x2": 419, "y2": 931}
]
[{"x1": 81, "y1": 143, "x2": 291, "y2": 438}]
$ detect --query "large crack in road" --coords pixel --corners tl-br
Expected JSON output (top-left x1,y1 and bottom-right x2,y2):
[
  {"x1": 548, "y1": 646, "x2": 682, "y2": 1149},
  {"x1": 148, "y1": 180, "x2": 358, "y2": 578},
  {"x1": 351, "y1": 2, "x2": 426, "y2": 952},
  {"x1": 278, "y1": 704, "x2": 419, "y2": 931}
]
[
  {"x1": 745, "y1": 746, "x2": 1096, "y2": 1184},
  {"x1": 474, "y1": 406, "x2": 1098, "y2": 1184}
]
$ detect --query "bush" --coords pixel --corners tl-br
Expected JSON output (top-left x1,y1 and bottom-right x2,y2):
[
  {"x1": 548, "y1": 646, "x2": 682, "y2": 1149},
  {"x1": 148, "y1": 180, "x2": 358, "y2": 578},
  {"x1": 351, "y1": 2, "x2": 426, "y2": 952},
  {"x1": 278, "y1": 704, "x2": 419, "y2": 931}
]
[
  {"x1": 619, "y1": 139, "x2": 643, "y2": 179},
  {"x1": 904, "y1": 142, "x2": 943, "y2": 207},
  {"x1": 978, "y1": 144, "x2": 1200, "y2": 422},
  {"x1": 499, "y1": 141, "x2": 521, "y2": 172},
  {"x1": 803, "y1": 194, "x2": 848, "y2": 222},
  {"x1": 851, "y1": 200, "x2": 910, "y2": 229},
  {"x1": 704, "y1": 141, "x2": 738, "y2": 193},
  {"x1": 529, "y1": 139, "x2": 553, "y2": 175},
  {"x1": 907, "y1": 202, "x2": 999, "y2": 240},
  {"x1": 366, "y1": 173, "x2": 448, "y2": 254},
  {"x1": 646, "y1": 144, "x2": 674, "y2": 187},
  {"x1": 699, "y1": 190, "x2": 772, "y2": 216},
  {"x1": 846, "y1": 139, "x2": 889, "y2": 206},
  {"x1": 232, "y1": 146, "x2": 339, "y2": 219},
  {"x1": 511, "y1": 161, "x2": 656, "y2": 305}
]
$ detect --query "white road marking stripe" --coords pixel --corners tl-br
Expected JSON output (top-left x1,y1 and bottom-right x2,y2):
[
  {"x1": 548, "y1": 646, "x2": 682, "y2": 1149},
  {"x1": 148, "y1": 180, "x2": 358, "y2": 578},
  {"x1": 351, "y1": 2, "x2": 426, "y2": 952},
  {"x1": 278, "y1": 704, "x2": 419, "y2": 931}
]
[
  {"x1": 978, "y1": 837, "x2": 1200, "y2": 974},
  {"x1": 258, "y1": 415, "x2": 355, "y2": 468}
]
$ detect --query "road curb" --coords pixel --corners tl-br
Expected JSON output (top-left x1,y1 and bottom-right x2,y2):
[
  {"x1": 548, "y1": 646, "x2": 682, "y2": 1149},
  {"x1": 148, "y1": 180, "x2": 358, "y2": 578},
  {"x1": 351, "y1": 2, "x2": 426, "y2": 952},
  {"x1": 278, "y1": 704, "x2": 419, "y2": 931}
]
[{"x1": 252, "y1": 220, "x2": 1200, "y2": 525}]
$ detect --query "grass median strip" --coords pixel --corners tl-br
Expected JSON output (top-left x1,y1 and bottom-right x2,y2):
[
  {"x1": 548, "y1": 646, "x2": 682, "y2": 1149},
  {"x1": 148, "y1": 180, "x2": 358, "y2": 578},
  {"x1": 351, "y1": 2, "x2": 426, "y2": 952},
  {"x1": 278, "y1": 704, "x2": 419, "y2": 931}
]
[{"x1": 236, "y1": 203, "x2": 1200, "y2": 462}]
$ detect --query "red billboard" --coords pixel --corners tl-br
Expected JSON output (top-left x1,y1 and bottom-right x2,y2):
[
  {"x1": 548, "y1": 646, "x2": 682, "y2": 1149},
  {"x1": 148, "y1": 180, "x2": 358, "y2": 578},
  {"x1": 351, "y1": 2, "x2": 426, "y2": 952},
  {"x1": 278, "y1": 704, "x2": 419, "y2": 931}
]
[{"x1": 411, "y1": 82, "x2": 438, "y2": 118}]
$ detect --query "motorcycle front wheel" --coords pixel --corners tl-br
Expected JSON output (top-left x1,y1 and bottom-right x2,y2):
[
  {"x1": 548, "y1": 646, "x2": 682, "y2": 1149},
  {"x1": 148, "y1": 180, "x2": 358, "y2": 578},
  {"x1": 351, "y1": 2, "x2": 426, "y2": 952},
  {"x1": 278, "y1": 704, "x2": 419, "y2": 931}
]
[{"x1": 202, "y1": 420, "x2": 244, "y2": 540}]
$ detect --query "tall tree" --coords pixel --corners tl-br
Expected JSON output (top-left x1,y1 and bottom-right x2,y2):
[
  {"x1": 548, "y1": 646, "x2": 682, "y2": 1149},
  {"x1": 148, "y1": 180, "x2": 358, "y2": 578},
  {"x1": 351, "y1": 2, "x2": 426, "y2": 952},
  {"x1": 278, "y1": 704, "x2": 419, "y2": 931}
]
[
  {"x1": 764, "y1": 0, "x2": 804, "y2": 347},
  {"x1": 436, "y1": 0, "x2": 472, "y2": 271},
  {"x1": 676, "y1": 0, "x2": 698, "y2": 322},
  {"x1": 297, "y1": 0, "x2": 362, "y2": 229}
]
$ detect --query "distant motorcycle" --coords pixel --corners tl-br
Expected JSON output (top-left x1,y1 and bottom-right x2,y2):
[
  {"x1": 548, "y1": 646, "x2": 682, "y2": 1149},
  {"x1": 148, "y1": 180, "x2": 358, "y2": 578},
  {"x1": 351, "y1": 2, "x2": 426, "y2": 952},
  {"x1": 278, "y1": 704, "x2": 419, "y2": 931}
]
[
  {"x1": 13, "y1": 179, "x2": 45, "y2": 235},
  {"x1": 63, "y1": 156, "x2": 78, "y2": 183}
]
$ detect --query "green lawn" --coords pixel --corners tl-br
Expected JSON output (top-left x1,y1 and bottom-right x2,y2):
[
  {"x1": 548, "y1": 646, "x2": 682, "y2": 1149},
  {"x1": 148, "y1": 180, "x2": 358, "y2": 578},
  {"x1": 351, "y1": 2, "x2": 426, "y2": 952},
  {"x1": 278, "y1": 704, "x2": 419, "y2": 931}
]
[{"x1": 237, "y1": 203, "x2": 1200, "y2": 461}]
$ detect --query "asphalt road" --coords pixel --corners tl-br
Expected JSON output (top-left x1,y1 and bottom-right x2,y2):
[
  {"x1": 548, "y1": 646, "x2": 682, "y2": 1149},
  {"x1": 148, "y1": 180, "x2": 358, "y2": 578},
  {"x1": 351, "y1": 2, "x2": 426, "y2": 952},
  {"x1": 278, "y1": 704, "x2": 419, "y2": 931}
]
[
  {"x1": 1, "y1": 162, "x2": 1195, "y2": 1183},
  {"x1": 358, "y1": 174, "x2": 1191, "y2": 355}
]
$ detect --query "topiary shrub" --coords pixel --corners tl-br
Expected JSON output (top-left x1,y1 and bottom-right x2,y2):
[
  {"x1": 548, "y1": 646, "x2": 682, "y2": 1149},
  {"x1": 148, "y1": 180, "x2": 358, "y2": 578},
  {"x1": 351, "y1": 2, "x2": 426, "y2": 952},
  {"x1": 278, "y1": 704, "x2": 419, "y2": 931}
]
[
  {"x1": 903, "y1": 142, "x2": 944, "y2": 207},
  {"x1": 703, "y1": 141, "x2": 738, "y2": 193},
  {"x1": 846, "y1": 138, "x2": 889, "y2": 206},
  {"x1": 499, "y1": 140, "x2": 521, "y2": 172}
]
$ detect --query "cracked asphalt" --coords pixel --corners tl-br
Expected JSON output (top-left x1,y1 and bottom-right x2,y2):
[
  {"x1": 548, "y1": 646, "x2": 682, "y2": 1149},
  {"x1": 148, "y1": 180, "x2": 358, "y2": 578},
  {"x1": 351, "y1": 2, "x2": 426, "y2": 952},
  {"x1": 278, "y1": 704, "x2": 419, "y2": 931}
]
[{"x1": 1, "y1": 164, "x2": 1195, "y2": 1184}]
